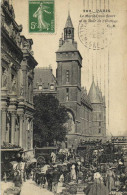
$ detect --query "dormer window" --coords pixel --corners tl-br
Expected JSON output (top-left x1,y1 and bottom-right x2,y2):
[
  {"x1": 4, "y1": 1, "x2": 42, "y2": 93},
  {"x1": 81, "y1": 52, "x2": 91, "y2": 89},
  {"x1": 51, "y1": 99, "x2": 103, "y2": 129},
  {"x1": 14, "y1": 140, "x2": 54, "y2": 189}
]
[
  {"x1": 39, "y1": 85, "x2": 42, "y2": 90},
  {"x1": 50, "y1": 84, "x2": 54, "y2": 90}
]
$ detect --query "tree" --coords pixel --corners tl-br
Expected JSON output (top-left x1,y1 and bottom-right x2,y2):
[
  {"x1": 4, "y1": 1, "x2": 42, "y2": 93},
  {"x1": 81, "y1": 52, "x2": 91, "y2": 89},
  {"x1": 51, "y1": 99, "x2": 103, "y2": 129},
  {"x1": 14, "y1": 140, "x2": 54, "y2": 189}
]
[{"x1": 33, "y1": 94, "x2": 69, "y2": 147}]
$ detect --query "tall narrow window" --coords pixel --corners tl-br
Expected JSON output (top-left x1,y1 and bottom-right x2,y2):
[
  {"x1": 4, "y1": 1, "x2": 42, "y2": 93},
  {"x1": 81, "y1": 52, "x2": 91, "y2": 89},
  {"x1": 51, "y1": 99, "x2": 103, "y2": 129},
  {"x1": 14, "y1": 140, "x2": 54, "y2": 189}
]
[
  {"x1": 66, "y1": 88, "x2": 69, "y2": 101},
  {"x1": 66, "y1": 70, "x2": 69, "y2": 83},
  {"x1": 99, "y1": 128, "x2": 101, "y2": 134},
  {"x1": 99, "y1": 122, "x2": 101, "y2": 126}
]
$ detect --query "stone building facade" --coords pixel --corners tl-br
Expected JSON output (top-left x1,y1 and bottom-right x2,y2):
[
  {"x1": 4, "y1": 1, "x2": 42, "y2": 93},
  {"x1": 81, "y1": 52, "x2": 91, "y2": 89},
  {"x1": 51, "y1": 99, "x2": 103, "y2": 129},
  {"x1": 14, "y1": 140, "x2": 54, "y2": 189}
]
[
  {"x1": 1, "y1": 0, "x2": 38, "y2": 153},
  {"x1": 34, "y1": 13, "x2": 106, "y2": 147}
]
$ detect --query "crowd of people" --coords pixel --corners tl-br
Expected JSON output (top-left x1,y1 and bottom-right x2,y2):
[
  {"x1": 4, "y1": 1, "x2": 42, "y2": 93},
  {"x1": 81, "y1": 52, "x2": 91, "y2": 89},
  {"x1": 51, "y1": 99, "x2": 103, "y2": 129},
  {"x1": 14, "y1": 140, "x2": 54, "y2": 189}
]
[{"x1": 2, "y1": 144, "x2": 127, "y2": 195}]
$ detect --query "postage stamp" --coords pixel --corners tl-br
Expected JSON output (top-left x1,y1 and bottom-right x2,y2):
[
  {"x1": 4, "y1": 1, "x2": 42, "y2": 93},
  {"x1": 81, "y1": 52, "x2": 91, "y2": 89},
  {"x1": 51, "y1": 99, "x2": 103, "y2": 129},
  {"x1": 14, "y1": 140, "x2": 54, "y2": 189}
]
[{"x1": 29, "y1": 0, "x2": 55, "y2": 33}]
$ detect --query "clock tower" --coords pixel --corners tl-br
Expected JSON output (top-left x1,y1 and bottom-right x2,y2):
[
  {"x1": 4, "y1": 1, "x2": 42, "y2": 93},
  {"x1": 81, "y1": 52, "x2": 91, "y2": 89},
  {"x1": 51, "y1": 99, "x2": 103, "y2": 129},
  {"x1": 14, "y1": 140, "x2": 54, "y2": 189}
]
[{"x1": 56, "y1": 12, "x2": 83, "y2": 134}]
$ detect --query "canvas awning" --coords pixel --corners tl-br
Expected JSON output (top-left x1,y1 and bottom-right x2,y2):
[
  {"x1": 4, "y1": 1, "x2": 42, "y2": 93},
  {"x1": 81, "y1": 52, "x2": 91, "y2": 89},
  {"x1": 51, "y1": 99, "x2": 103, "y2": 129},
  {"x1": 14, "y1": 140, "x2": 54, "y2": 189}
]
[{"x1": 28, "y1": 158, "x2": 37, "y2": 163}]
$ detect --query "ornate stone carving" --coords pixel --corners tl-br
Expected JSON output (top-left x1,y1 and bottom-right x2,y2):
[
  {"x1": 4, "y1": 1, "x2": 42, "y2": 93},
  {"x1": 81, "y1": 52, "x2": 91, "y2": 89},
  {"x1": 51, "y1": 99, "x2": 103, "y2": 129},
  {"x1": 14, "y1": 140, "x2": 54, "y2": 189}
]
[
  {"x1": 9, "y1": 5, "x2": 15, "y2": 19},
  {"x1": 20, "y1": 84, "x2": 24, "y2": 96},
  {"x1": 16, "y1": 32, "x2": 21, "y2": 48},
  {"x1": 1, "y1": 13, "x2": 5, "y2": 26},
  {"x1": 6, "y1": 112, "x2": 11, "y2": 132},
  {"x1": 9, "y1": 62, "x2": 17, "y2": 70},
  {"x1": 2, "y1": 69, "x2": 8, "y2": 87},
  {"x1": 27, "y1": 69, "x2": 34, "y2": 78},
  {"x1": 12, "y1": 77, "x2": 16, "y2": 92},
  {"x1": 9, "y1": 23, "x2": 14, "y2": 38}
]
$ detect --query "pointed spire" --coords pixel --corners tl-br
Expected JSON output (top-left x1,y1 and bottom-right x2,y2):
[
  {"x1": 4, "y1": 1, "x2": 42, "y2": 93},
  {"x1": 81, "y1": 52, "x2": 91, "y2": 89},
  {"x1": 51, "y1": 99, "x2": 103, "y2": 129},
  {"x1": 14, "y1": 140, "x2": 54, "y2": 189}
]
[
  {"x1": 96, "y1": 84, "x2": 102, "y2": 102},
  {"x1": 88, "y1": 79, "x2": 101, "y2": 104},
  {"x1": 68, "y1": 2, "x2": 70, "y2": 16},
  {"x1": 65, "y1": 11, "x2": 73, "y2": 28}
]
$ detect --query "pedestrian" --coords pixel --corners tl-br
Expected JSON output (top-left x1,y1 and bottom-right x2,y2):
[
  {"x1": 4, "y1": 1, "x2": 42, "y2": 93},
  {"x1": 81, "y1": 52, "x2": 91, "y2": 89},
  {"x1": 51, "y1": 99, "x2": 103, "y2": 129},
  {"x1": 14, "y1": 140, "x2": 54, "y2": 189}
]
[
  {"x1": 51, "y1": 152, "x2": 56, "y2": 163},
  {"x1": 52, "y1": 167, "x2": 60, "y2": 194},
  {"x1": 84, "y1": 172, "x2": 108, "y2": 195},
  {"x1": 46, "y1": 168, "x2": 53, "y2": 191},
  {"x1": 13, "y1": 171, "x2": 22, "y2": 195},
  {"x1": 40, "y1": 164, "x2": 50, "y2": 187},
  {"x1": 3, "y1": 172, "x2": 7, "y2": 183},
  {"x1": 106, "y1": 167, "x2": 115, "y2": 192},
  {"x1": 71, "y1": 164, "x2": 76, "y2": 180}
]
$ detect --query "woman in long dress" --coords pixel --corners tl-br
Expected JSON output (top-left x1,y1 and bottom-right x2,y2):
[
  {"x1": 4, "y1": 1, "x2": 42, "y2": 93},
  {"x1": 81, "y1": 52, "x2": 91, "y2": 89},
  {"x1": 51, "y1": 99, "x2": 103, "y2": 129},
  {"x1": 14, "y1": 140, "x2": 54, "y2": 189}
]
[
  {"x1": 106, "y1": 168, "x2": 115, "y2": 192},
  {"x1": 33, "y1": 3, "x2": 51, "y2": 31},
  {"x1": 71, "y1": 164, "x2": 76, "y2": 180},
  {"x1": 84, "y1": 172, "x2": 108, "y2": 195}
]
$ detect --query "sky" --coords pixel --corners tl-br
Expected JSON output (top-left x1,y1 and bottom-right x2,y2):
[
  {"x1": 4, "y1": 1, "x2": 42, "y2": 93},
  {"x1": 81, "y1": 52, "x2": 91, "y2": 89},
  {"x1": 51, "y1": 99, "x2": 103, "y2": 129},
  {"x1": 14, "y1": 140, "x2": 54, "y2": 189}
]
[{"x1": 12, "y1": 0, "x2": 127, "y2": 136}]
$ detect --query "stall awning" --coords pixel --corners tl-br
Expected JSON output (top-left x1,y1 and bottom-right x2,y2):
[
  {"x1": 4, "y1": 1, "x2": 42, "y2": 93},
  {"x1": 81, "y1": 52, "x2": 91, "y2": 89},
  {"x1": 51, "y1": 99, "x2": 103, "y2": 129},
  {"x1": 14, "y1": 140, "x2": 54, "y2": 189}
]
[
  {"x1": 1, "y1": 148, "x2": 23, "y2": 152},
  {"x1": 28, "y1": 158, "x2": 37, "y2": 163}
]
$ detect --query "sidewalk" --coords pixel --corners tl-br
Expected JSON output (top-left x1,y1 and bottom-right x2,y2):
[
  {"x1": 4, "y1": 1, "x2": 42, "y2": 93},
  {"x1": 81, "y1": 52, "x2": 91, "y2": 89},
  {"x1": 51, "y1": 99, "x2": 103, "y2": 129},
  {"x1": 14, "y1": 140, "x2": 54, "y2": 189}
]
[
  {"x1": 21, "y1": 179, "x2": 54, "y2": 195},
  {"x1": 1, "y1": 180, "x2": 54, "y2": 195},
  {"x1": 1, "y1": 181, "x2": 14, "y2": 195},
  {"x1": 1, "y1": 179, "x2": 65, "y2": 195}
]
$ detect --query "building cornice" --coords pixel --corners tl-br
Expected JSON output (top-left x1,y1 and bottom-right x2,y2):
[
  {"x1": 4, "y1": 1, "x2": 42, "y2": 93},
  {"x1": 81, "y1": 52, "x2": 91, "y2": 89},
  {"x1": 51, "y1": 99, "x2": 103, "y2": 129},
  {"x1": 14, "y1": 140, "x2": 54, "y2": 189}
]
[
  {"x1": 1, "y1": 28, "x2": 23, "y2": 60},
  {"x1": 2, "y1": 4, "x2": 22, "y2": 32}
]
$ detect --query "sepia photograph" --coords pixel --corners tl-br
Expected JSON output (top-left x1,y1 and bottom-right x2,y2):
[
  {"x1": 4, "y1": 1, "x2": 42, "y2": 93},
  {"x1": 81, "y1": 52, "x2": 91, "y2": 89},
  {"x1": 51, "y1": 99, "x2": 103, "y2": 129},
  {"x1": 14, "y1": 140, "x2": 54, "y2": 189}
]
[{"x1": 1, "y1": 0, "x2": 127, "y2": 194}]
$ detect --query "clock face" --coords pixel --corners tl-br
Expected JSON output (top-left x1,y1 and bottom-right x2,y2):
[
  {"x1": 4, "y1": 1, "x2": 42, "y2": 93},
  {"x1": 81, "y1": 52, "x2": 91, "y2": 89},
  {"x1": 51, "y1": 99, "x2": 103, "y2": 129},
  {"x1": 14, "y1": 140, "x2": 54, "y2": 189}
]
[{"x1": 78, "y1": 12, "x2": 112, "y2": 50}]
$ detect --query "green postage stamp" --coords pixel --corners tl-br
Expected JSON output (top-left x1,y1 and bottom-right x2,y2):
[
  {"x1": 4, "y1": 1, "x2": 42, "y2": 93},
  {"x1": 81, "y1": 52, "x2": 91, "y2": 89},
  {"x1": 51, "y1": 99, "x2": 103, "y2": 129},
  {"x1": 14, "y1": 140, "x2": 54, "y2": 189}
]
[{"x1": 29, "y1": 0, "x2": 55, "y2": 33}]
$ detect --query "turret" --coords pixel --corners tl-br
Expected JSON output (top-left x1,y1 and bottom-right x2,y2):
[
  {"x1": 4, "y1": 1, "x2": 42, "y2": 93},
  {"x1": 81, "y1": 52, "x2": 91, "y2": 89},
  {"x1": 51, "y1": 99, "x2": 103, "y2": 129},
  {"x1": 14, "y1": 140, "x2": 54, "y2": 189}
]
[
  {"x1": 88, "y1": 79, "x2": 106, "y2": 137},
  {"x1": 64, "y1": 12, "x2": 74, "y2": 41}
]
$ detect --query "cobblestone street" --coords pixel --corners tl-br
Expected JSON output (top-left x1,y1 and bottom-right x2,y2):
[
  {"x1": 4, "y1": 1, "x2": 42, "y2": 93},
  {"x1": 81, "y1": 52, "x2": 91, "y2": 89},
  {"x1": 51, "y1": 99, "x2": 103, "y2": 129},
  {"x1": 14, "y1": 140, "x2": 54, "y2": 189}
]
[
  {"x1": 21, "y1": 180, "x2": 54, "y2": 195},
  {"x1": 1, "y1": 179, "x2": 65, "y2": 195}
]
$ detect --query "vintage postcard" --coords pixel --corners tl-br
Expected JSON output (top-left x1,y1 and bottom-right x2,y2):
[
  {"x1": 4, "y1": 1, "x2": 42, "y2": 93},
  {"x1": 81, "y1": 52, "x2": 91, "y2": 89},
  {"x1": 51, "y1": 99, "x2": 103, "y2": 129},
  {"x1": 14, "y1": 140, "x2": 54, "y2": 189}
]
[{"x1": 1, "y1": 0, "x2": 127, "y2": 194}]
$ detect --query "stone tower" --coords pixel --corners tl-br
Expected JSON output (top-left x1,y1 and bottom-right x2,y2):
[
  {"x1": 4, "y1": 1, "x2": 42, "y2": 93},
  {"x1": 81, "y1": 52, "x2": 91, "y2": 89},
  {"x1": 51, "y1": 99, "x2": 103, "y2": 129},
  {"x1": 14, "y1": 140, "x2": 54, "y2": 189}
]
[
  {"x1": 56, "y1": 12, "x2": 82, "y2": 134},
  {"x1": 88, "y1": 79, "x2": 106, "y2": 137}
]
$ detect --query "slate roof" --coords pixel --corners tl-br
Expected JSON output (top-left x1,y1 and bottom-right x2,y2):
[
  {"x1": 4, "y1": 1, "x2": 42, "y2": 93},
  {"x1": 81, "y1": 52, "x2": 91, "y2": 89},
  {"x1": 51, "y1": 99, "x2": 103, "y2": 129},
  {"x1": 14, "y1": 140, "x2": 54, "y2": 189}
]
[
  {"x1": 81, "y1": 88, "x2": 92, "y2": 109},
  {"x1": 88, "y1": 80, "x2": 101, "y2": 104},
  {"x1": 57, "y1": 41, "x2": 77, "y2": 52},
  {"x1": 96, "y1": 84, "x2": 103, "y2": 103},
  {"x1": 34, "y1": 67, "x2": 56, "y2": 89},
  {"x1": 65, "y1": 13, "x2": 74, "y2": 28}
]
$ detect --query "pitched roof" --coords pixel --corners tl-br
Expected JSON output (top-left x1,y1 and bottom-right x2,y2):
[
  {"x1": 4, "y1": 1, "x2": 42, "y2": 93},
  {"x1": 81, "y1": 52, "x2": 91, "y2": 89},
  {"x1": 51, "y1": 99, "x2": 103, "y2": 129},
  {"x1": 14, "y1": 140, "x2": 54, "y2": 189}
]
[
  {"x1": 57, "y1": 41, "x2": 77, "y2": 52},
  {"x1": 96, "y1": 84, "x2": 103, "y2": 102},
  {"x1": 65, "y1": 13, "x2": 74, "y2": 28},
  {"x1": 34, "y1": 68, "x2": 56, "y2": 88},
  {"x1": 81, "y1": 88, "x2": 92, "y2": 109},
  {"x1": 88, "y1": 80, "x2": 101, "y2": 103}
]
